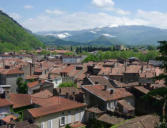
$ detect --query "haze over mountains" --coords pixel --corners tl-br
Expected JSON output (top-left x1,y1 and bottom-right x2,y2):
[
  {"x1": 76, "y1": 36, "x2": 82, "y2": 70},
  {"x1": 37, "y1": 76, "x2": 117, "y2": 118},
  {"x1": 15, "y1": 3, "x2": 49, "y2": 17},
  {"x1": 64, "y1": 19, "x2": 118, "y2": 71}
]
[
  {"x1": 37, "y1": 26, "x2": 167, "y2": 46},
  {"x1": 0, "y1": 9, "x2": 167, "y2": 49}
]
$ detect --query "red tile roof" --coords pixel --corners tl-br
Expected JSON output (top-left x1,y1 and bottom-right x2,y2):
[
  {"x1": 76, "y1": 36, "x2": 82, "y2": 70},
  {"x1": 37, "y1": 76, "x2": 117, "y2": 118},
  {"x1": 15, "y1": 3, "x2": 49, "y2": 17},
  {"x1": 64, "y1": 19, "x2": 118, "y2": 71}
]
[
  {"x1": 9, "y1": 94, "x2": 32, "y2": 109},
  {"x1": 28, "y1": 96, "x2": 86, "y2": 118},
  {"x1": 1, "y1": 115, "x2": 17, "y2": 123},
  {"x1": 25, "y1": 75, "x2": 39, "y2": 80},
  {"x1": 70, "y1": 121, "x2": 86, "y2": 128},
  {"x1": 27, "y1": 80, "x2": 45, "y2": 88},
  {"x1": 0, "y1": 99, "x2": 12, "y2": 108},
  {"x1": 82, "y1": 85, "x2": 133, "y2": 101},
  {"x1": 0, "y1": 68, "x2": 24, "y2": 75},
  {"x1": 31, "y1": 90, "x2": 53, "y2": 99}
]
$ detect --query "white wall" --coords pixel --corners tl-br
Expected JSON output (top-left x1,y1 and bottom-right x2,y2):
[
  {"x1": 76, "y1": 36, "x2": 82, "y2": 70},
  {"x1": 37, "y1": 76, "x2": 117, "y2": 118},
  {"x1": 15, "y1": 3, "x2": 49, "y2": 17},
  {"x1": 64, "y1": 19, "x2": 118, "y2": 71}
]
[
  {"x1": 107, "y1": 101, "x2": 117, "y2": 112},
  {"x1": 53, "y1": 78, "x2": 62, "y2": 88},
  {"x1": 36, "y1": 108, "x2": 85, "y2": 128}
]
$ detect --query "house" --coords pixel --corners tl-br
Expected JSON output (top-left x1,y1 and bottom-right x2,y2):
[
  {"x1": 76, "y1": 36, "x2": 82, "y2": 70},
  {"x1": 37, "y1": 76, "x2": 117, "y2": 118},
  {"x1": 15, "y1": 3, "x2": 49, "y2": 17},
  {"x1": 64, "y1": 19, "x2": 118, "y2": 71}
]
[
  {"x1": 8, "y1": 93, "x2": 34, "y2": 120},
  {"x1": 0, "y1": 68, "x2": 24, "y2": 93},
  {"x1": 62, "y1": 56, "x2": 84, "y2": 64},
  {"x1": 47, "y1": 77, "x2": 62, "y2": 88},
  {"x1": 27, "y1": 80, "x2": 53, "y2": 94},
  {"x1": 53, "y1": 87, "x2": 84, "y2": 102},
  {"x1": 82, "y1": 85, "x2": 135, "y2": 116},
  {"x1": 83, "y1": 76, "x2": 114, "y2": 88},
  {"x1": 0, "y1": 85, "x2": 11, "y2": 98},
  {"x1": 0, "y1": 99, "x2": 12, "y2": 120},
  {"x1": 24, "y1": 96, "x2": 87, "y2": 128}
]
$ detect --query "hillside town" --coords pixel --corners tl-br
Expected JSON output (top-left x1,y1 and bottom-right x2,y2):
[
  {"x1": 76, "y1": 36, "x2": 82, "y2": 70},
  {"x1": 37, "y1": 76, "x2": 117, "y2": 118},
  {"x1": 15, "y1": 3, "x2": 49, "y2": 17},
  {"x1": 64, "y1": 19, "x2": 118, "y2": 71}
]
[{"x1": 0, "y1": 49, "x2": 164, "y2": 128}]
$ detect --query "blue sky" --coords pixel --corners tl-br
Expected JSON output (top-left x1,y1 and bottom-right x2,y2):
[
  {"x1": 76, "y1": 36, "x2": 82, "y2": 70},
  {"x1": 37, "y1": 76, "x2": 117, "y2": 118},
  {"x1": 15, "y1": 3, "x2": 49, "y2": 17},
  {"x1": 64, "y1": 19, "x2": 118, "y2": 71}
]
[{"x1": 1, "y1": 0, "x2": 167, "y2": 32}]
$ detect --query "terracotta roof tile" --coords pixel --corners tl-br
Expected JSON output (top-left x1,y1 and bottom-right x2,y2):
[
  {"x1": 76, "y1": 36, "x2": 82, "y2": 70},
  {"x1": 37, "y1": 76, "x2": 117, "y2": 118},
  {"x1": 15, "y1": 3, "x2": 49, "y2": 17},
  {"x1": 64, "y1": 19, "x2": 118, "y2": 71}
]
[
  {"x1": 82, "y1": 85, "x2": 133, "y2": 101},
  {"x1": 1, "y1": 115, "x2": 17, "y2": 123},
  {"x1": 0, "y1": 68, "x2": 24, "y2": 75},
  {"x1": 27, "y1": 80, "x2": 45, "y2": 88},
  {"x1": 70, "y1": 121, "x2": 86, "y2": 128},
  {"x1": 9, "y1": 94, "x2": 32, "y2": 109},
  {"x1": 28, "y1": 96, "x2": 86, "y2": 118},
  {"x1": 0, "y1": 99, "x2": 12, "y2": 108},
  {"x1": 31, "y1": 90, "x2": 53, "y2": 98}
]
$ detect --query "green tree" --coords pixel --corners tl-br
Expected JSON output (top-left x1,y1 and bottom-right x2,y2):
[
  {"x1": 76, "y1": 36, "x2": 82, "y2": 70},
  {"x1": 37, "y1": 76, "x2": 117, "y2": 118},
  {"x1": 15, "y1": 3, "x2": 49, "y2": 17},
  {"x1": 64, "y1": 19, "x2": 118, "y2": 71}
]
[
  {"x1": 59, "y1": 82, "x2": 77, "y2": 88},
  {"x1": 16, "y1": 77, "x2": 28, "y2": 94},
  {"x1": 146, "y1": 41, "x2": 167, "y2": 127}
]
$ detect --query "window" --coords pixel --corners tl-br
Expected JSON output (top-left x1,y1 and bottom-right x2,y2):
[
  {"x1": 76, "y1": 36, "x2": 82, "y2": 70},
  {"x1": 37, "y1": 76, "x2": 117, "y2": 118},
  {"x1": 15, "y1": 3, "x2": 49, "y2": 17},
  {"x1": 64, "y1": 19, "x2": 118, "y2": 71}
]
[
  {"x1": 68, "y1": 114, "x2": 72, "y2": 124},
  {"x1": 40, "y1": 122, "x2": 44, "y2": 128},
  {"x1": 47, "y1": 120, "x2": 52, "y2": 128},
  {"x1": 60, "y1": 116, "x2": 65, "y2": 126},
  {"x1": 75, "y1": 113, "x2": 80, "y2": 122}
]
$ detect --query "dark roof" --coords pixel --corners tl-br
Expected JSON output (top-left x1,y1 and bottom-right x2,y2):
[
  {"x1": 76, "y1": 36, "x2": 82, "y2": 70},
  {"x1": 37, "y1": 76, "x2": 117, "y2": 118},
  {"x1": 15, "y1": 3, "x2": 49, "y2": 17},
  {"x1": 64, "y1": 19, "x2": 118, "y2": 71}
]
[
  {"x1": 118, "y1": 100, "x2": 135, "y2": 111},
  {"x1": 118, "y1": 114, "x2": 159, "y2": 128},
  {"x1": 98, "y1": 114, "x2": 124, "y2": 125},
  {"x1": 87, "y1": 107, "x2": 104, "y2": 114},
  {"x1": 134, "y1": 86, "x2": 150, "y2": 94},
  {"x1": 88, "y1": 76, "x2": 113, "y2": 88},
  {"x1": 0, "y1": 121, "x2": 38, "y2": 128}
]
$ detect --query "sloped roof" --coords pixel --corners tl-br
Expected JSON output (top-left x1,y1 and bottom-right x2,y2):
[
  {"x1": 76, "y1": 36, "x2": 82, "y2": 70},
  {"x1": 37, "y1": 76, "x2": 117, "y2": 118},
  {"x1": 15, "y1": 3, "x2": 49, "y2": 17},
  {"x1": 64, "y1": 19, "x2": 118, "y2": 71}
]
[
  {"x1": 0, "y1": 98, "x2": 12, "y2": 108},
  {"x1": 9, "y1": 93, "x2": 32, "y2": 109},
  {"x1": 28, "y1": 96, "x2": 86, "y2": 118},
  {"x1": 82, "y1": 85, "x2": 133, "y2": 101},
  {"x1": 31, "y1": 90, "x2": 53, "y2": 98}
]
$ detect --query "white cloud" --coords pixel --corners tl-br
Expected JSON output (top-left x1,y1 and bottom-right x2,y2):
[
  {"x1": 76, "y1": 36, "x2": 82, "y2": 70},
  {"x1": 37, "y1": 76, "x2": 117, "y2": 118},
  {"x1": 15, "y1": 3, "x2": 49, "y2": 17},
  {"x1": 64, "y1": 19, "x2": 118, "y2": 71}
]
[
  {"x1": 92, "y1": 0, "x2": 130, "y2": 15},
  {"x1": 45, "y1": 9, "x2": 64, "y2": 15},
  {"x1": 22, "y1": 12, "x2": 147, "y2": 32},
  {"x1": 137, "y1": 10, "x2": 167, "y2": 28},
  {"x1": 9, "y1": 13, "x2": 22, "y2": 20},
  {"x1": 115, "y1": 8, "x2": 131, "y2": 15},
  {"x1": 92, "y1": 0, "x2": 114, "y2": 7},
  {"x1": 24, "y1": 5, "x2": 33, "y2": 9}
]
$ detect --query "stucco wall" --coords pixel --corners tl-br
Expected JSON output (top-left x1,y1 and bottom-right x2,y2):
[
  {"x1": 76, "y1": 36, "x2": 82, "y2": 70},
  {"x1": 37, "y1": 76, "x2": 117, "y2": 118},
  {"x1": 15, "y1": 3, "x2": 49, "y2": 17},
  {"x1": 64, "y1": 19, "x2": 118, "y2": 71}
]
[{"x1": 34, "y1": 107, "x2": 85, "y2": 128}]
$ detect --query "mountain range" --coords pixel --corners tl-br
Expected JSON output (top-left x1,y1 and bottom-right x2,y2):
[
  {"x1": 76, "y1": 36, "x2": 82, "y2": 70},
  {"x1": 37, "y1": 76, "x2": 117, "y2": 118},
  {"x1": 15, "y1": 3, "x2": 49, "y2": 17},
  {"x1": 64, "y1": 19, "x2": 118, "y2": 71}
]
[{"x1": 37, "y1": 25, "x2": 167, "y2": 46}]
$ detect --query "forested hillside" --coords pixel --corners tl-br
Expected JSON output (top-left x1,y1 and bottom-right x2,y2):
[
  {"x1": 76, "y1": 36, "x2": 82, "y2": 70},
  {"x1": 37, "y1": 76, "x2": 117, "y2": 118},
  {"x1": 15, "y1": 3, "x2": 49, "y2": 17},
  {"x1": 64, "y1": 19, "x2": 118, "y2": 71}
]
[{"x1": 0, "y1": 10, "x2": 44, "y2": 52}]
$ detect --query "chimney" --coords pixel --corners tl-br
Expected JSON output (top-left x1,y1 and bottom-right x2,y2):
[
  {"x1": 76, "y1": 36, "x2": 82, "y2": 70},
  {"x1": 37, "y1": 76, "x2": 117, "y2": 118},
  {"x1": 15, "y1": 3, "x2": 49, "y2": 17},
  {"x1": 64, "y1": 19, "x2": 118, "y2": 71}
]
[
  {"x1": 66, "y1": 92, "x2": 69, "y2": 98},
  {"x1": 125, "y1": 60, "x2": 127, "y2": 71},
  {"x1": 39, "y1": 79, "x2": 42, "y2": 84},
  {"x1": 104, "y1": 85, "x2": 107, "y2": 91},
  {"x1": 95, "y1": 81, "x2": 99, "y2": 84},
  {"x1": 59, "y1": 88, "x2": 61, "y2": 94},
  {"x1": 110, "y1": 89, "x2": 114, "y2": 94}
]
